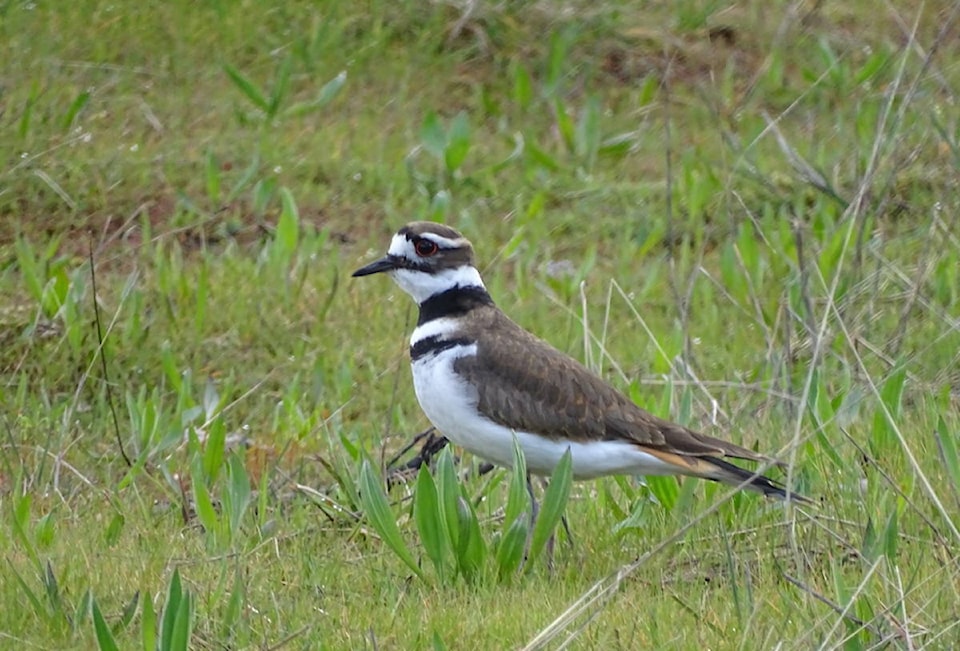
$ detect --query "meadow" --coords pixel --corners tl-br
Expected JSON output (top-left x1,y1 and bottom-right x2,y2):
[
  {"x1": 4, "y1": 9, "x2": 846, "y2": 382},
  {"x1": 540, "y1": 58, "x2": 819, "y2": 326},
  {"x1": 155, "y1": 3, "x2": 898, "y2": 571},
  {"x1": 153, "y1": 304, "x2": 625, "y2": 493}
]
[{"x1": 2, "y1": 1, "x2": 959, "y2": 648}]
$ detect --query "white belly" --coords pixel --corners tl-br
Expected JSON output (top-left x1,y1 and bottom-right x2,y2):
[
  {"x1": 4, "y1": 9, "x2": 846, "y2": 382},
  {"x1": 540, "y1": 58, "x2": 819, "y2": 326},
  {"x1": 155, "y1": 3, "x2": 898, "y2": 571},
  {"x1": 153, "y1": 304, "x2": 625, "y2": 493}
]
[{"x1": 411, "y1": 347, "x2": 677, "y2": 480}]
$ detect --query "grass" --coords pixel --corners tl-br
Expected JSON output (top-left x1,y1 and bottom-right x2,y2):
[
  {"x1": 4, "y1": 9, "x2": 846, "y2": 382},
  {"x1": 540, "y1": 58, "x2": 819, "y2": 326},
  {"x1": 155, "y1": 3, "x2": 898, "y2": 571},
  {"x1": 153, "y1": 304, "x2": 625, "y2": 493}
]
[{"x1": 2, "y1": 0, "x2": 960, "y2": 648}]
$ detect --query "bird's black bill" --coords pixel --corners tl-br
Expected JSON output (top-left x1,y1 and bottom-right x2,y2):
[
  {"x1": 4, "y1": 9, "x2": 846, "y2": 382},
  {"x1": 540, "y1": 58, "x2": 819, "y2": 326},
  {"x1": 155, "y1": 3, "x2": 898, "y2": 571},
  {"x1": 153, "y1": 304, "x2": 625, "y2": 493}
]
[{"x1": 352, "y1": 256, "x2": 398, "y2": 277}]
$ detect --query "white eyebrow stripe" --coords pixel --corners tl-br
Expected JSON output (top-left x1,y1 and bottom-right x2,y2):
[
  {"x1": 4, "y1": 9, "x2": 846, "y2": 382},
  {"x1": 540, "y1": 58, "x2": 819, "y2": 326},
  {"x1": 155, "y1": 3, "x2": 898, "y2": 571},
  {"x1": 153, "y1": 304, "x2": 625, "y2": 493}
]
[{"x1": 419, "y1": 232, "x2": 469, "y2": 249}]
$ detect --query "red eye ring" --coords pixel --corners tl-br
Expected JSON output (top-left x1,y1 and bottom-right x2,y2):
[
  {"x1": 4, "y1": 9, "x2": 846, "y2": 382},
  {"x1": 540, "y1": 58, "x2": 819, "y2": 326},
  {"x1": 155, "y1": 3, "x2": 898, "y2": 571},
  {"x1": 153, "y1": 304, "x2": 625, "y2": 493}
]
[{"x1": 414, "y1": 239, "x2": 439, "y2": 257}]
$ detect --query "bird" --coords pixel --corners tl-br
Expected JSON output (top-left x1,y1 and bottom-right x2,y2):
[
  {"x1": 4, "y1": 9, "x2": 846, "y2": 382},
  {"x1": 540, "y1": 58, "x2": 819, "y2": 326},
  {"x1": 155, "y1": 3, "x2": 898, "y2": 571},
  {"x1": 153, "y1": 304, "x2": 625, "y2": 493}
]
[{"x1": 353, "y1": 221, "x2": 805, "y2": 502}]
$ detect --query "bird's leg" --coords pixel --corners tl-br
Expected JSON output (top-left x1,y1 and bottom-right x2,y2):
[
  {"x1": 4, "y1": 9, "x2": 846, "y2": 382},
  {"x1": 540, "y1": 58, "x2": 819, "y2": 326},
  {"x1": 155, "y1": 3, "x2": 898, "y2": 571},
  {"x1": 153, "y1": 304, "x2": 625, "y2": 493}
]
[
  {"x1": 560, "y1": 513, "x2": 574, "y2": 548},
  {"x1": 526, "y1": 473, "x2": 540, "y2": 527}
]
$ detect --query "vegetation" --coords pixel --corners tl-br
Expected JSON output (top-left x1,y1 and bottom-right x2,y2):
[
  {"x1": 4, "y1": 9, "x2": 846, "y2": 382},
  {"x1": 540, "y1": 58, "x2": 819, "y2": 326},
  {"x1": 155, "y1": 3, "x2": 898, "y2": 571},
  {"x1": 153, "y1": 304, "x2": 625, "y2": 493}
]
[{"x1": 2, "y1": 1, "x2": 959, "y2": 648}]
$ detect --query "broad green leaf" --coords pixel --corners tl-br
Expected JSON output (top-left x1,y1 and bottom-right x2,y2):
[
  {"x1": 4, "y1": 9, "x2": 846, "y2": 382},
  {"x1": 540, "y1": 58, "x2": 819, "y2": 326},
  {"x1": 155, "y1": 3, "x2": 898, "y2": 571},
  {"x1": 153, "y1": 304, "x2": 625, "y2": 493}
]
[
  {"x1": 544, "y1": 30, "x2": 569, "y2": 96},
  {"x1": 420, "y1": 112, "x2": 446, "y2": 160},
  {"x1": 286, "y1": 70, "x2": 347, "y2": 117},
  {"x1": 204, "y1": 151, "x2": 220, "y2": 204},
  {"x1": 444, "y1": 111, "x2": 471, "y2": 173},
  {"x1": 160, "y1": 344, "x2": 183, "y2": 394},
  {"x1": 861, "y1": 516, "x2": 878, "y2": 561},
  {"x1": 428, "y1": 190, "x2": 450, "y2": 222},
  {"x1": 202, "y1": 418, "x2": 226, "y2": 483},
  {"x1": 454, "y1": 496, "x2": 485, "y2": 582},
  {"x1": 275, "y1": 187, "x2": 300, "y2": 259},
  {"x1": 159, "y1": 569, "x2": 184, "y2": 651},
  {"x1": 141, "y1": 588, "x2": 156, "y2": 651},
  {"x1": 252, "y1": 176, "x2": 276, "y2": 215},
  {"x1": 646, "y1": 476, "x2": 679, "y2": 512},
  {"x1": 935, "y1": 415, "x2": 960, "y2": 492},
  {"x1": 503, "y1": 436, "x2": 530, "y2": 530},
  {"x1": 75, "y1": 589, "x2": 92, "y2": 631},
  {"x1": 43, "y1": 561, "x2": 61, "y2": 612},
  {"x1": 192, "y1": 469, "x2": 219, "y2": 538},
  {"x1": 435, "y1": 449, "x2": 461, "y2": 553},
  {"x1": 168, "y1": 587, "x2": 193, "y2": 651},
  {"x1": 358, "y1": 460, "x2": 423, "y2": 579},
  {"x1": 526, "y1": 450, "x2": 573, "y2": 568},
  {"x1": 525, "y1": 140, "x2": 560, "y2": 171},
  {"x1": 41, "y1": 266, "x2": 70, "y2": 317},
  {"x1": 14, "y1": 236, "x2": 44, "y2": 301},
  {"x1": 882, "y1": 505, "x2": 899, "y2": 561},
  {"x1": 554, "y1": 98, "x2": 576, "y2": 153},
  {"x1": 225, "y1": 153, "x2": 262, "y2": 202},
  {"x1": 225, "y1": 453, "x2": 252, "y2": 538},
  {"x1": 413, "y1": 465, "x2": 447, "y2": 579},
  {"x1": 495, "y1": 517, "x2": 528, "y2": 581},
  {"x1": 512, "y1": 63, "x2": 533, "y2": 108},
  {"x1": 637, "y1": 73, "x2": 659, "y2": 106},
  {"x1": 115, "y1": 590, "x2": 140, "y2": 635},
  {"x1": 574, "y1": 95, "x2": 601, "y2": 169},
  {"x1": 222, "y1": 567, "x2": 245, "y2": 640}
]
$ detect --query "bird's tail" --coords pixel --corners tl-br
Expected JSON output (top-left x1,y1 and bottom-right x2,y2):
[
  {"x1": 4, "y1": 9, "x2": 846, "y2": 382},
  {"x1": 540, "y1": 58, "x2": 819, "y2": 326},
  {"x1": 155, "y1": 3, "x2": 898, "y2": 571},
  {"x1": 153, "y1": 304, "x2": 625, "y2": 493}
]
[
  {"x1": 698, "y1": 456, "x2": 810, "y2": 503},
  {"x1": 639, "y1": 446, "x2": 810, "y2": 503}
]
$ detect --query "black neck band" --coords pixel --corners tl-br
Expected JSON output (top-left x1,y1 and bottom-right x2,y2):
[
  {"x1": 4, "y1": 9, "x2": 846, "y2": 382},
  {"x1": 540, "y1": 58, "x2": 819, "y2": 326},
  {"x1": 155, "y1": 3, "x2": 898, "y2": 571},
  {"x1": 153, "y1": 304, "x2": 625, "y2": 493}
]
[
  {"x1": 410, "y1": 335, "x2": 473, "y2": 361},
  {"x1": 417, "y1": 286, "x2": 494, "y2": 325}
]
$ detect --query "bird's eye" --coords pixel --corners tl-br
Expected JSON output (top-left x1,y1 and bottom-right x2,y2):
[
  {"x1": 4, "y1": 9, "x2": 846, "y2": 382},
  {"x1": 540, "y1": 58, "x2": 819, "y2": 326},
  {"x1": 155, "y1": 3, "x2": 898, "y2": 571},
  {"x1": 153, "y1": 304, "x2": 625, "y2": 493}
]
[{"x1": 414, "y1": 239, "x2": 439, "y2": 257}]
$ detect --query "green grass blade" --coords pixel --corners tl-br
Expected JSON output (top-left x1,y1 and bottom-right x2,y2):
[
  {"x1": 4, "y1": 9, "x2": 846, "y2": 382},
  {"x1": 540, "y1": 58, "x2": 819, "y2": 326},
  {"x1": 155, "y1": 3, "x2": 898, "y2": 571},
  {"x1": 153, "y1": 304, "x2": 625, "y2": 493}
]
[
  {"x1": 358, "y1": 460, "x2": 424, "y2": 580},
  {"x1": 266, "y1": 55, "x2": 293, "y2": 119},
  {"x1": 42, "y1": 561, "x2": 62, "y2": 615},
  {"x1": 75, "y1": 589, "x2": 92, "y2": 633},
  {"x1": 871, "y1": 367, "x2": 906, "y2": 454},
  {"x1": 285, "y1": 70, "x2": 347, "y2": 117},
  {"x1": 223, "y1": 64, "x2": 269, "y2": 111},
  {"x1": 882, "y1": 505, "x2": 899, "y2": 561},
  {"x1": 159, "y1": 569, "x2": 184, "y2": 651},
  {"x1": 221, "y1": 567, "x2": 245, "y2": 640},
  {"x1": 14, "y1": 236, "x2": 45, "y2": 302},
  {"x1": 512, "y1": 62, "x2": 533, "y2": 108},
  {"x1": 140, "y1": 589, "x2": 156, "y2": 651},
  {"x1": 9, "y1": 563, "x2": 45, "y2": 622},
  {"x1": 114, "y1": 590, "x2": 140, "y2": 635},
  {"x1": 168, "y1": 588, "x2": 193, "y2": 651},
  {"x1": 91, "y1": 597, "x2": 120, "y2": 651},
  {"x1": 935, "y1": 415, "x2": 960, "y2": 498},
  {"x1": 574, "y1": 95, "x2": 601, "y2": 169},
  {"x1": 204, "y1": 151, "x2": 220, "y2": 205},
  {"x1": 61, "y1": 90, "x2": 90, "y2": 132}
]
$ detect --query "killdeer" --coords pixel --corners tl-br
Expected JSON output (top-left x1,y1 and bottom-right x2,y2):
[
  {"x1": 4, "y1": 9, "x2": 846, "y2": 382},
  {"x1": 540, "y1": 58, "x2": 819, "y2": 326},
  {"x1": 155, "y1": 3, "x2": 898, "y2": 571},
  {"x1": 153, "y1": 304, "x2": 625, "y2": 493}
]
[{"x1": 354, "y1": 222, "x2": 803, "y2": 501}]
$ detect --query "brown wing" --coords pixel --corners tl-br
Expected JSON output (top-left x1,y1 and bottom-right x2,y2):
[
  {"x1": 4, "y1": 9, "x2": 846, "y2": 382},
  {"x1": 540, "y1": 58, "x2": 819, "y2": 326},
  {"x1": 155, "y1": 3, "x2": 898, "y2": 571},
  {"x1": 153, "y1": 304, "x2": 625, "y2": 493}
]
[{"x1": 454, "y1": 307, "x2": 779, "y2": 465}]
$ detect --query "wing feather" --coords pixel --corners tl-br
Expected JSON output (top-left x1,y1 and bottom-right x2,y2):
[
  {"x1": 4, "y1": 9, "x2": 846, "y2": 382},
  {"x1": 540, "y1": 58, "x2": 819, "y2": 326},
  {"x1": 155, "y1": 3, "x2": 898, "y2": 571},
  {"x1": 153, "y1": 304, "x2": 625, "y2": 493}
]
[{"x1": 454, "y1": 307, "x2": 779, "y2": 465}]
